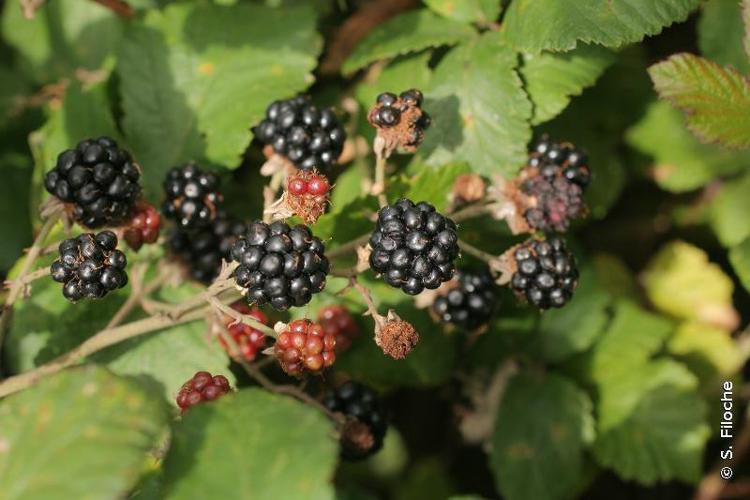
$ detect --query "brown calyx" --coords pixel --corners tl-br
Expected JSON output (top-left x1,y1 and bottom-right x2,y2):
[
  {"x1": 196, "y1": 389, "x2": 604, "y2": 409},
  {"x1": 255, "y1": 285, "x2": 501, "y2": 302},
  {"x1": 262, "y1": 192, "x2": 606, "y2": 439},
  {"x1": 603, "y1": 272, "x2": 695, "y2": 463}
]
[
  {"x1": 340, "y1": 419, "x2": 376, "y2": 456},
  {"x1": 375, "y1": 310, "x2": 419, "y2": 359}
]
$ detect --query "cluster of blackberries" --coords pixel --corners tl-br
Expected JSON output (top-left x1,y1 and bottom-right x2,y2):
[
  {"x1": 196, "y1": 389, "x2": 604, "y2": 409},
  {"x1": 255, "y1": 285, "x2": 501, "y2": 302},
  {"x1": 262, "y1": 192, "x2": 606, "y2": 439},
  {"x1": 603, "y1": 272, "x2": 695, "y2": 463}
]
[
  {"x1": 369, "y1": 90, "x2": 431, "y2": 151},
  {"x1": 317, "y1": 305, "x2": 359, "y2": 352},
  {"x1": 122, "y1": 202, "x2": 160, "y2": 251},
  {"x1": 219, "y1": 302, "x2": 268, "y2": 362},
  {"x1": 510, "y1": 237, "x2": 578, "y2": 309},
  {"x1": 44, "y1": 137, "x2": 141, "y2": 228},
  {"x1": 370, "y1": 198, "x2": 458, "y2": 295},
  {"x1": 274, "y1": 319, "x2": 336, "y2": 376},
  {"x1": 168, "y1": 211, "x2": 247, "y2": 284},
  {"x1": 50, "y1": 231, "x2": 128, "y2": 302},
  {"x1": 323, "y1": 381, "x2": 387, "y2": 460},
  {"x1": 161, "y1": 163, "x2": 222, "y2": 230},
  {"x1": 231, "y1": 221, "x2": 329, "y2": 311},
  {"x1": 176, "y1": 371, "x2": 231, "y2": 413},
  {"x1": 520, "y1": 135, "x2": 591, "y2": 232},
  {"x1": 432, "y1": 269, "x2": 497, "y2": 330},
  {"x1": 254, "y1": 95, "x2": 346, "y2": 172}
]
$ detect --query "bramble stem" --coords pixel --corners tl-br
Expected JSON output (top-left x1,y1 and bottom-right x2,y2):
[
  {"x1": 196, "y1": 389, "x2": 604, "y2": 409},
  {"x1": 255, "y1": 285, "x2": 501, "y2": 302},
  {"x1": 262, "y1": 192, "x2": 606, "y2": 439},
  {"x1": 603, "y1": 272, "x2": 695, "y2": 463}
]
[
  {"x1": 327, "y1": 234, "x2": 371, "y2": 259},
  {"x1": 373, "y1": 152, "x2": 388, "y2": 207},
  {"x1": 207, "y1": 296, "x2": 278, "y2": 338},
  {"x1": 458, "y1": 240, "x2": 497, "y2": 264},
  {"x1": 0, "y1": 306, "x2": 209, "y2": 399},
  {"x1": 350, "y1": 277, "x2": 386, "y2": 329},
  {"x1": 450, "y1": 203, "x2": 493, "y2": 223}
]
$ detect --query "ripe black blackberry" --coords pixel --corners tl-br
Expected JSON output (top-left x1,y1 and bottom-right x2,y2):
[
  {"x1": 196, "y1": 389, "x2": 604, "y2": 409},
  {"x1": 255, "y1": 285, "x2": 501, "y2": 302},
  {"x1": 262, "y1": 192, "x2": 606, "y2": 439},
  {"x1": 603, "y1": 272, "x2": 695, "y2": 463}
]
[
  {"x1": 253, "y1": 95, "x2": 346, "y2": 172},
  {"x1": 510, "y1": 237, "x2": 578, "y2": 310},
  {"x1": 50, "y1": 230, "x2": 128, "y2": 302},
  {"x1": 230, "y1": 221, "x2": 329, "y2": 311},
  {"x1": 168, "y1": 211, "x2": 247, "y2": 284},
  {"x1": 323, "y1": 381, "x2": 387, "y2": 460},
  {"x1": 432, "y1": 269, "x2": 497, "y2": 330},
  {"x1": 161, "y1": 163, "x2": 222, "y2": 230},
  {"x1": 520, "y1": 135, "x2": 591, "y2": 232},
  {"x1": 43, "y1": 137, "x2": 141, "y2": 228},
  {"x1": 369, "y1": 89, "x2": 431, "y2": 152},
  {"x1": 369, "y1": 198, "x2": 458, "y2": 295}
]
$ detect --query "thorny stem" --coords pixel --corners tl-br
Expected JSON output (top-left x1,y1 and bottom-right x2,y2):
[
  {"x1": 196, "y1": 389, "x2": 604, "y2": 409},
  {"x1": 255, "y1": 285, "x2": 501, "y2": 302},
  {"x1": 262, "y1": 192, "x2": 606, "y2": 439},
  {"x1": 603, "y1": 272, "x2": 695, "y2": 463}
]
[
  {"x1": 106, "y1": 264, "x2": 170, "y2": 329},
  {"x1": 4, "y1": 266, "x2": 51, "y2": 290},
  {"x1": 206, "y1": 296, "x2": 278, "y2": 338},
  {"x1": 373, "y1": 151, "x2": 388, "y2": 208},
  {"x1": 349, "y1": 277, "x2": 386, "y2": 329},
  {"x1": 450, "y1": 203, "x2": 493, "y2": 223},
  {"x1": 458, "y1": 240, "x2": 498, "y2": 264},
  {"x1": 327, "y1": 233, "x2": 371, "y2": 259}
]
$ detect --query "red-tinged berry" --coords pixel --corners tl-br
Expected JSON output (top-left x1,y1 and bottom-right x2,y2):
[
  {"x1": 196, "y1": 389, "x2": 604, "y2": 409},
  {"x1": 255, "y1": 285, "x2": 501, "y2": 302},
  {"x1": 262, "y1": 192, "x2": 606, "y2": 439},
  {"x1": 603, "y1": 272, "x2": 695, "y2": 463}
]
[
  {"x1": 288, "y1": 177, "x2": 308, "y2": 196},
  {"x1": 176, "y1": 371, "x2": 231, "y2": 412},
  {"x1": 307, "y1": 175, "x2": 330, "y2": 196},
  {"x1": 219, "y1": 301, "x2": 269, "y2": 361},
  {"x1": 317, "y1": 305, "x2": 359, "y2": 352},
  {"x1": 274, "y1": 319, "x2": 336, "y2": 376},
  {"x1": 123, "y1": 202, "x2": 161, "y2": 251}
]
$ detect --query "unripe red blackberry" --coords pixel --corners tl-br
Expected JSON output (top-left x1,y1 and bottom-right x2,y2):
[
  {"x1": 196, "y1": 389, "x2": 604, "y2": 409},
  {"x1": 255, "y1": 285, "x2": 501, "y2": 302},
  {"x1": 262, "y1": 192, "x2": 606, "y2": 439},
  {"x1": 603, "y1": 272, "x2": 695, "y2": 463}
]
[
  {"x1": 43, "y1": 137, "x2": 141, "y2": 228},
  {"x1": 520, "y1": 135, "x2": 591, "y2": 232},
  {"x1": 369, "y1": 198, "x2": 458, "y2": 295},
  {"x1": 254, "y1": 95, "x2": 346, "y2": 172},
  {"x1": 219, "y1": 301, "x2": 268, "y2": 362},
  {"x1": 122, "y1": 202, "x2": 161, "y2": 251},
  {"x1": 317, "y1": 304, "x2": 359, "y2": 352},
  {"x1": 231, "y1": 221, "x2": 329, "y2": 311},
  {"x1": 432, "y1": 269, "x2": 497, "y2": 330},
  {"x1": 50, "y1": 230, "x2": 128, "y2": 302},
  {"x1": 274, "y1": 319, "x2": 336, "y2": 376},
  {"x1": 283, "y1": 170, "x2": 330, "y2": 224},
  {"x1": 168, "y1": 211, "x2": 246, "y2": 284},
  {"x1": 323, "y1": 381, "x2": 388, "y2": 460},
  {"x1": 176, "y1": 371, "x2": 231, "y2": 413},
  {"x1": 510, "y1": 236, "x2": 578, "y2": 309},
  {"x1": 161, "y1": 163, "x2": 222, "y2": 230}
]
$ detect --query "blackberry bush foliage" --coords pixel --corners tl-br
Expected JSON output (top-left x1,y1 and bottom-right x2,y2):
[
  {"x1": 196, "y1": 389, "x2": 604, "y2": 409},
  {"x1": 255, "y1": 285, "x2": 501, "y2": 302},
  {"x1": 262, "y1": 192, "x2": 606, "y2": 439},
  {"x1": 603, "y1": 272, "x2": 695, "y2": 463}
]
[
  {"x1": 50, "y1": 230, "x2": 128, "y2": 302},
  {"x1": 369, "y1": 198, "x2": 459, "y2": 295},
  {"x1": 44, "y1": 137, "x2": 141, "y2": 228},
  {"x1": 254, "y1": 95, "x2": 346, "y2": 172},
  {"x1": 3, "y1": 2, "x2": 744, "y2": 499},
  {"x1": 231, "y1": 221, "x2": 328, "y2": 311}
]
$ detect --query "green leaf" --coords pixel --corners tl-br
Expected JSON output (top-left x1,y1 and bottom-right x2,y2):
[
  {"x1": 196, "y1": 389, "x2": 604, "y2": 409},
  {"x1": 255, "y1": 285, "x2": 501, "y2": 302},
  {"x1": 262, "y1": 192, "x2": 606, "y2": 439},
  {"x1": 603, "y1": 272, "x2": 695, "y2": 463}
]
[
  {"x1": 4, "y1": 274, "x2": 128, "y2": 374},
  {"x1": 0, "y1": 365, "x2": 169, "y2": 500},
  {"x1": 421, "y1": 31, "x2": 532, "y2": 177},
  {"x1": 626, "y1": 101, "x2": 750, "y2": 192},
  {"x1": 592, "y1": 359, "x2": 709, "y2": 485},
  {"x1": 698, "y1": 0, "x2": 750, "y2": 74},
  {"x1": 642, "y1": 241, "x2": 738, "y2": 330},
  {"x1": 649, "y1": 53, "x2": 750, "y2": 149},
  {"x1": 405, "y1": 163, "x2": 472, "y2": 211},
  {"x1": 709, "y1": 171, "x2": 750, "y2": 246},
  {"x1": 744, "y1": 0, "x2": 750, "y2": 62},
  {"x1": 0, "y1": 63, "x2": 30, "y2": 129},
  {"x1": 343, "y1": 9, "x2": 475, "y2": 74},
  {"x1": 491, "y1": 371, "x2": 594, "y2": 500},
  {"x1": 1, "y1": 0, "x2": 123, "y2": 83},
  {"x1": 502, "y1": 0, "x2": 700, "y2": 53},
  {"x1": 0, "y1": 154, "x2": 33, "y2": 274},
  {"x1": 520, "y1": 45, "x2": 616, "y2": 125},
  {"x1": 667, "y1": 321, "x2": 742, "y2": 380},
  {"x1": 423, "y1": 0, "x2": 501, "y2": 24},
  {"x1": 118, "y1": 3, "x2": 321, "y2": 197},
  {"x1": 162, "y1": 388, "x2": 337, "y2": 500},
  {"x1": 729, "y1": 236, "x2": 750, "y2": 293},
  {"x1": 532, "y1": 265, "x2": 611, "y2": 363}
]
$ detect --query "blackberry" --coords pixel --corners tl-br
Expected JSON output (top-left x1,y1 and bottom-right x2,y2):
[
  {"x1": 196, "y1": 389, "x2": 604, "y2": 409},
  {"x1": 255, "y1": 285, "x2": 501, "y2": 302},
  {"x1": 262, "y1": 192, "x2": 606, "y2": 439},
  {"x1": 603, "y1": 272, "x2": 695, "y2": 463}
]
[
  {"x1": 253, "y1": 95, "x2": 346, "y2": 172},
  {"x1": 510, "y1": 236, "x2": 578, "y2": 309},
  {"x1": 50, "y1": 230, "x2": 128, "y2": 302},
  {"x1": 161, "y1": 163, "x2": 222, "y2": 230},
  {"x1": 369, "y1": 198, "x2": 458, "y2": 295},
  {"x1": 369, "y1": 89, "x2": 431, "y2": 152},
  {"x1": 432, "y1": 269, "x2": 497, "y2": 330},
  {"x1": 176, "y1": 371, "x2": 231, "y2": 413},
  {"x1": 44, "y1": 137, "x2": 141, "y2": 228},
  {"x1": 323, "y1": 381, "x2": 387, "y2": 460},
  {"x1": 520, "y1": 135, "x2": 591, "y2": 232},
  {"x1": 274, "y1": 319, "x2": 336, "y2": 376},
  {"x1": 168, "y1": 211, "x2": 247, "y2": 284},
  {"x1": 230, "y1": 221, "x2": 329, "y2": 311}
]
